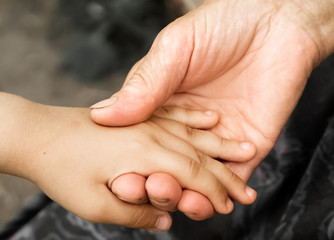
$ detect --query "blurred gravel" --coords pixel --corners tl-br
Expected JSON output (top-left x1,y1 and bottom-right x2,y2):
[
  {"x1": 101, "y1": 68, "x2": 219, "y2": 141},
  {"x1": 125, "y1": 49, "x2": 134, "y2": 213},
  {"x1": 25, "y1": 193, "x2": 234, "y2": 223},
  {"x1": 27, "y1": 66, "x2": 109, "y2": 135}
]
[{"x1": 0, "y1": 0, "x2": 170, "y2": 228}]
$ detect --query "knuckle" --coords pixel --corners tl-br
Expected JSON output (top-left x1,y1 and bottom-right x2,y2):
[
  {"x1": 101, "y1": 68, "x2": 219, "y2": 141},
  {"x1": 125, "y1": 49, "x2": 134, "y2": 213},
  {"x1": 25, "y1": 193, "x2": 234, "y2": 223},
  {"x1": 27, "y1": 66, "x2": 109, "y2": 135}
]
[
  {"x1": 216, "y1": 163, "x2": 242, "y2": 186},
  {"x1": 213, "y1": 181, "x2": 225, "y2": 197},
  {"x1": 220, "y1": 137, "x2": 227, "y2": 148},
  {"x1": 185, "y1": 108, "x2": 192, "y2": 115},
  {"x1": 131, "y1": 72, "x2": 150, "y2": 88},
  {"x1": 196, "y1": 151, "x2": 208, "y2": 167},
  {"x1": 130, "y1": 206, "x2": 153, "y2": 228},
  {"x1": 188, "y1": 159, "x2": 201, "y2": 178},
  {"x1": 185, "y1": 126, "x2": 194, "y2": 138},
  {"x1": 229, "y1": 171, "x2": 239, "y2": 184}
]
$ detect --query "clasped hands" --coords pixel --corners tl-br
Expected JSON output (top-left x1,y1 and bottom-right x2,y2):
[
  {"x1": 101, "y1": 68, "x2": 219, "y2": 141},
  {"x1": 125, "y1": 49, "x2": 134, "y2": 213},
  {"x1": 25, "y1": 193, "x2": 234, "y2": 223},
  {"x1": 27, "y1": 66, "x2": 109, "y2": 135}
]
[
  {"x1": 108, "y1": 107, "x2": 258, "y2": 222},
  {"x1": 89, "y1": 0, "x2": 325, "y2": 232}
]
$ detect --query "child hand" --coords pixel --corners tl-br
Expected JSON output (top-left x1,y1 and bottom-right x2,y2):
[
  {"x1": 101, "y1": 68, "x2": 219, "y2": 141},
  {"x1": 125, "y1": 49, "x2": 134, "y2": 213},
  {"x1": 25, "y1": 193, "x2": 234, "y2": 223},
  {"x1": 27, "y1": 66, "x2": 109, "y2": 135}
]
[
  {"x1": 0, "y1": 93, "x2": 255, "y2": 230},
  {"x1": 111, "y1": 107, "x2": 257, "y2": 220},
  {"x1": 3, "y1": 98, "x2": 253, "y2": 231}
]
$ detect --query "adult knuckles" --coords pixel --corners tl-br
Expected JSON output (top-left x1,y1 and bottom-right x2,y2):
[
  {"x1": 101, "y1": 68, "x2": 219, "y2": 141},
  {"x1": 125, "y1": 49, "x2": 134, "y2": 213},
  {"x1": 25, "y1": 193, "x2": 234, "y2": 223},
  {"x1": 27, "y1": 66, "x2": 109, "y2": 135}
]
[
  {"x1": 79, "y1": 202, "x2": 156, "y2": 229},
  {"x1": 128, "y1": 205, "x2": 157, "y2": 228}
]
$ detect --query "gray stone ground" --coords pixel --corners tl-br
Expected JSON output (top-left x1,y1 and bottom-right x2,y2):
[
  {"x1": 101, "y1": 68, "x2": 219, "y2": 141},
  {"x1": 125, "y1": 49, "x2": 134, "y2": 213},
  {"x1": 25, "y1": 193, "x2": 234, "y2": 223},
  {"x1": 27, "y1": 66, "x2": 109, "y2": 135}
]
[{"x1": 0, "y1": 0, "x2": 125, "y2": 228}]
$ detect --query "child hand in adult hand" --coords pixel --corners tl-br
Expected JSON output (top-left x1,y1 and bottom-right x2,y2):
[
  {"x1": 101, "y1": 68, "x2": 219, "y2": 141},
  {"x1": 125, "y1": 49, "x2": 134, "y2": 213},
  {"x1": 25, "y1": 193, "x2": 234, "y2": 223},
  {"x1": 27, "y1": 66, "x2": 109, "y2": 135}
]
[
  {"x1": 111, "y1": 107, "x2": 257, "y2": 220},
  {"x1": 0, "y1": 93, "x2": 256, "y2": 231}
]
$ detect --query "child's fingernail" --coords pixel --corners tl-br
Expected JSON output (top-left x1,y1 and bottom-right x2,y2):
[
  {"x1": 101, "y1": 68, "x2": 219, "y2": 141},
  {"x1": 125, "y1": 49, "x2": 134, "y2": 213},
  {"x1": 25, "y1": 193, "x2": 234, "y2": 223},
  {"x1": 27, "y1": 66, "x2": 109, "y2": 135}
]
[
  {"x1": 204, "y1": 111, "x2": 213, "y2": 116},
  {"x1": 240, "y1": 142, "x2": 251, "y2": 150},
  {"x1": 246, "y1": 186, "x2": 257, "y2": 199},
  {"x1": 149, "y1": 196, "x2": 170, "y2": 204},
  {"x1": 155, "y1": 214, "x2": 171, "y2": 231},
  {"x1": 90, "y1": 96, "x2": 117, "y2": 109},
  {"x1": 184, "y1": 211, "x2": 199, "y2": 217}
]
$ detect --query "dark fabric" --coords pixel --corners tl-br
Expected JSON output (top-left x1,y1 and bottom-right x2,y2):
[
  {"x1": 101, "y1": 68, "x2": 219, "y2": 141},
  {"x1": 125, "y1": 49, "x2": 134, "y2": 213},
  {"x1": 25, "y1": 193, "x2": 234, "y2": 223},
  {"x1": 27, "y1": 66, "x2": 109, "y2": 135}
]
[
  {"x1": 3, "y1": 54, "x2": 334, "y2": 240},
  {"x1": 0, "y1": 194, "x2": 52, "y2": 240},
  {"x1": 5, "y1": 203, "x2": 176, "y2": 240}
]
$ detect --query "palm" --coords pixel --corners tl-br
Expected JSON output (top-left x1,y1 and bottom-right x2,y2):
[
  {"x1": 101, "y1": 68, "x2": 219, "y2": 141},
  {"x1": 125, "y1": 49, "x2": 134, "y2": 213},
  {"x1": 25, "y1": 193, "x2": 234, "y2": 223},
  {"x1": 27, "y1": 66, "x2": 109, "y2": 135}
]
[
  {"x1": 91, "y1": 0, "x2": 318, "y2": 218},
  {"x1": 166, "y1": 2, "x2": 315, "y2": 180}
]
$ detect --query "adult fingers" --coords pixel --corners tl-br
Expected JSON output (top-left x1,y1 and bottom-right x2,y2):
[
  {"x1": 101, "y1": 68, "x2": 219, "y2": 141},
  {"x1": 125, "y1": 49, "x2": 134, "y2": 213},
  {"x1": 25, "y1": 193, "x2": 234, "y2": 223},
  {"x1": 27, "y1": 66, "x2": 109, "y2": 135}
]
[
  {"x1": 111, "y1": 172, "x2": 215, "y2": 220},
  {"x1": 178, "y1": 190, "x2": 215, "y2": 221},
  {"x1": 65, "y1": 184, "x2": 172, "y2": 231},
  {"x1": 111, "y1": 173, "x2": 184, "y2": 213},
  {"x1": 110, "y1": 173, "x2": 148, "y2": 204},
  {"x1": 145, "y1": 174, "x2": 215, "y2": 221}
]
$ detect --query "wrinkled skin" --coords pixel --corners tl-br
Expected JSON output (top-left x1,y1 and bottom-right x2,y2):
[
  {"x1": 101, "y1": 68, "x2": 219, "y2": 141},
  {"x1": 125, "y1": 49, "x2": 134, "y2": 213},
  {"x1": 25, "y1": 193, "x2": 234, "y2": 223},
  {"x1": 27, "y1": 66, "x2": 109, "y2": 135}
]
[{"x1": 91, "y1": 0, "x2": 321, "y2": 221}]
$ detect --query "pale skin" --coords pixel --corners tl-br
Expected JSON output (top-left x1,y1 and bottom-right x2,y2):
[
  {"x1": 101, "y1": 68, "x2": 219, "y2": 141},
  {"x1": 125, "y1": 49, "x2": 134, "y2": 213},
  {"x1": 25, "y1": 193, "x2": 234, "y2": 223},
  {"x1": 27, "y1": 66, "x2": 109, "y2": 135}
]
[
  {"x1": 90, "y1": 0, "x2": 334, "y2": 221},
  {"x1": 0, "y1": 92, "x2": 256, "y2": 231}
]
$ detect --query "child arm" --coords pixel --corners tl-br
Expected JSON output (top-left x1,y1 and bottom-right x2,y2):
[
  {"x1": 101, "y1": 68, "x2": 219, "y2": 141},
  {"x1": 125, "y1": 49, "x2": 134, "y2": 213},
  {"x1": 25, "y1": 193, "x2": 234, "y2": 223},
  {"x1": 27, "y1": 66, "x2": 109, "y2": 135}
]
[{"x1": 0, "y1": 92, "x2": 255, "y2": 231}]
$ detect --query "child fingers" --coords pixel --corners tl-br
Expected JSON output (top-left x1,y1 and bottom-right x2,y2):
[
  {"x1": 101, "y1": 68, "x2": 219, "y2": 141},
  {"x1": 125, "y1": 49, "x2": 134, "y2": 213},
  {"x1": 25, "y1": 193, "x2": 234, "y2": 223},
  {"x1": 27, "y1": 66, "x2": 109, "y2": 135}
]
[
  {"x1": 152, "y1": 148, "x2": 234, "y2": 214},
  {"x1": 153, "y1": 107, "x2": 219, "y2": 129},
  {"x1": 152, "y1": 129, "x2": 256, "y2": 206},
  {"x1": 111, "y1": 172, "x2": 182, "y2": 213},
  {"x1": 204, "y1": 159, "x2": 257, "y2": 205},
  {"x1": 146, "y1": 173, "x2": 182, "y2": 212},
  {"x1": 181, "y1": 129, "x2": 257, "y2": 161},
  {"x1": 178, "y1": 190, "x2": 215, "y2": 221},
  {"x1": 172, "y1": 148, "x2": 257, "y2": 205},
  {"x1": 78, "y1": 185, "x2": 172, "y2": 231},
  {"x1": 112, "y1": 171, "x2": 216, "y2": 219},
  {"x1": 154, "y1": 120, "x2": 256, "y2": 162}
]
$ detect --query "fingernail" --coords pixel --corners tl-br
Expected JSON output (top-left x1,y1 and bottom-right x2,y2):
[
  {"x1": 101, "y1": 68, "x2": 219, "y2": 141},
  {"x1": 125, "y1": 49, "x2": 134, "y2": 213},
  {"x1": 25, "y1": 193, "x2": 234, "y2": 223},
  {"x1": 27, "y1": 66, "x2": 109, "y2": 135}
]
[
  {"x1": 184, "y1": 211, "x2": 199, "y2": 217},
  {"x1": 204, "y1": 111, "x2": 213, "y2": 116},
  {"x1": 90, "y1": 96, "x2": 117, "y2": 109},
  {"x1": 246, "y1": 186, "x2": 257, "y2": 199},
  {"x1": 240, "y1": 142, "x2": 251, "y2": 150},
  {"x1": 149, "y1": 196, "x2": 170, "y2": 204},
  {"x1": 155, "y1": 215, "x2": 171, "y2": 231}
]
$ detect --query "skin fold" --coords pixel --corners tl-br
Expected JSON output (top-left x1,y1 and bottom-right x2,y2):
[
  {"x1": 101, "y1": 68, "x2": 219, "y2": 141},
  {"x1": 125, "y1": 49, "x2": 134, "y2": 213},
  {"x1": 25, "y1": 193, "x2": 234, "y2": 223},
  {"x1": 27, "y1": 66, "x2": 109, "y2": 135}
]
[
  {"x1": 0, "y1": 93, "x2": 255, "y2": 230},
  {"x1": 91, "y1": 0, "x2": 334, "y2": 222}
]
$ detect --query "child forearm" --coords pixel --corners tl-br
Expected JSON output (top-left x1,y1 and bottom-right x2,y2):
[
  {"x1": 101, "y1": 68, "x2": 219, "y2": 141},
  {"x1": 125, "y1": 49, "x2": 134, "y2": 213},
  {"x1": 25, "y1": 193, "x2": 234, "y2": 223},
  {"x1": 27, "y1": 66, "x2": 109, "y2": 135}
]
[
  {"x1": 0, "y1": 92, "x2": 87, "y2": 181},
  {"x1": 0, "y1": 92, "x2": 256, "y2": 229},
  {"x1": 0, "y1": 92, "x2": 37, "y2": 178}
]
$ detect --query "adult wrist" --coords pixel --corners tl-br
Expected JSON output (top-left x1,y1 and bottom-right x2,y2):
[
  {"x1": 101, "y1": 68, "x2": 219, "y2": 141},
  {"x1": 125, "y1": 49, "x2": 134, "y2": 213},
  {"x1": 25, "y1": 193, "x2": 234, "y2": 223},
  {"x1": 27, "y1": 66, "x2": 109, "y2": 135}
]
[{"x1": 278, "y1": 0, "x2": 334, "y2": 63}]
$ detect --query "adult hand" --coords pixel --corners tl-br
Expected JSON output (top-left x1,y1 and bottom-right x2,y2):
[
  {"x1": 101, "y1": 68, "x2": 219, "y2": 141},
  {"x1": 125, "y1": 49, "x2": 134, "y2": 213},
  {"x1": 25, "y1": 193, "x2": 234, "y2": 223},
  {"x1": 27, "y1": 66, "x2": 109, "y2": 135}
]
[{"x1": 91, "y1": 0, "x2": 333, "y2": 219}]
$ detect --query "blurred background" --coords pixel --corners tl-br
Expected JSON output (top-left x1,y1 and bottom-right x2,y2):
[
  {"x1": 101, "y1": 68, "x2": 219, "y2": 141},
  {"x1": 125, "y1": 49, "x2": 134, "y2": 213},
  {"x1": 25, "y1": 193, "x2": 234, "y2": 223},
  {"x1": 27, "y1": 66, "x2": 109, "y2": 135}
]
[{"x1": 0, "y1": 0, "x2": 201, "y2": 228}]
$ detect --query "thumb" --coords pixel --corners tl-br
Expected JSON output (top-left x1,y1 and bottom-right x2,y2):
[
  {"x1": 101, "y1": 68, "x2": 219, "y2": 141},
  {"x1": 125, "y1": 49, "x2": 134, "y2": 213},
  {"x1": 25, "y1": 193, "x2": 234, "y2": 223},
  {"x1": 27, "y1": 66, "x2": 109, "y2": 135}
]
[{"x1": 90, "y1": 15, "x2": 195, "y2": 126}]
